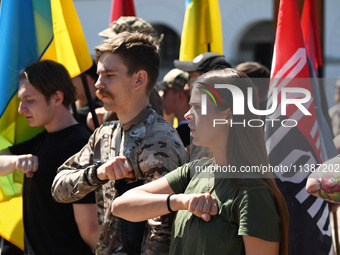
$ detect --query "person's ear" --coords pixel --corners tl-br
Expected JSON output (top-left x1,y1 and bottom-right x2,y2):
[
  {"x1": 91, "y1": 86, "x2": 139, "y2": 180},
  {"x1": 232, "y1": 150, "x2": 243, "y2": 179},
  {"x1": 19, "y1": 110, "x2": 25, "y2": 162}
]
[
  {"x1": 134, "y1": 70, "x2": 148, "y2": 90},
  {"x1": 52, "y1": 91, "x2": 64, "y2": 106},
  {"x1": 226, "y1": 107, "x2": 233, "y2": 121}
]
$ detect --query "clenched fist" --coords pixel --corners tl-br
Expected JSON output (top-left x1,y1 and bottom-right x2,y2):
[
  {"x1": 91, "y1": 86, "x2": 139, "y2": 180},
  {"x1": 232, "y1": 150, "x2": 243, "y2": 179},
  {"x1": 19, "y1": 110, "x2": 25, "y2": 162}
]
[
  {"x1": 184, "y1": 193, "x2": 218, "y2": 222},
  {"x1": 15, "y1": 154, "x2": 39, "y2": 178},
  {"x1": 97, "y1": 156, "x2": 135, "y2": 181}
]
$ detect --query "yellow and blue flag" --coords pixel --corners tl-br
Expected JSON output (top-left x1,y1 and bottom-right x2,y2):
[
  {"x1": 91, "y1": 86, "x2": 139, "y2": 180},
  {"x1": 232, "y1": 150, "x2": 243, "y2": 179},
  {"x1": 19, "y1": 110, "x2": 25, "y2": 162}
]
[
  {"x1": 179, "y1": 0, "x2": 223, "y2": 61},
  {"x1": 0, "y1": 0, "x2": 92, "y2": 249}
]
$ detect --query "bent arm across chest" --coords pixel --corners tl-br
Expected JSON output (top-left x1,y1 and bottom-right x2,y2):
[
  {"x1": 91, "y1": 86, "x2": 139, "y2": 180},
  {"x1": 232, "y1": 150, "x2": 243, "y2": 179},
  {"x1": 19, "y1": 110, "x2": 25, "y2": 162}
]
[
  {"x1": 52, "y1": 162, "x2": 102, "y2": 203},
  {"x1": 51, "y1": 132, "x2": 107, "y2": 203}
]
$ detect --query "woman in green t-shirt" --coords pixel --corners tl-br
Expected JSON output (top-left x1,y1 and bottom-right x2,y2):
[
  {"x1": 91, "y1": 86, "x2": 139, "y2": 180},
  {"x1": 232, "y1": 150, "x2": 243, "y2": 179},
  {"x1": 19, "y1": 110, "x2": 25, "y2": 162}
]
[{"x1": 112, "y1": 68, "x2": 289, "y2": 255}]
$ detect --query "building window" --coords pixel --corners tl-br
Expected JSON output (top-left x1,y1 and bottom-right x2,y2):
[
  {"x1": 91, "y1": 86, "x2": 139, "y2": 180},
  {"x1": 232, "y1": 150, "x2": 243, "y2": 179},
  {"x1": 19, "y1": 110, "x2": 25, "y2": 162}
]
[
  {"x1": 238, "y1": 21, "x2": 274, "y2": 70},
  {"x1": 152, "y1": 24, "x2": 180, "y2": 79}
]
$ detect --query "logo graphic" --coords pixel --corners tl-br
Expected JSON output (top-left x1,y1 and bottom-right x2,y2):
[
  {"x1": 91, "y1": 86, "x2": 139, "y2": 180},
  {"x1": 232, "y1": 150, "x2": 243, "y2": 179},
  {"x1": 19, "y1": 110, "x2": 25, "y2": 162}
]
[
  {"x1": 197, "y1": 82, "x2": 222, "y2": 115},
  {"x1": 198, "y1": 81, "x2": 312, "y2": 128}
]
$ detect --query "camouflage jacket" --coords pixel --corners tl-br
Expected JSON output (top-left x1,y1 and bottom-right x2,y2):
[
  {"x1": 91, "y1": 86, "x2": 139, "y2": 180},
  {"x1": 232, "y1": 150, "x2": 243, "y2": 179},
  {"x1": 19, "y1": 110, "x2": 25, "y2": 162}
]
[{"x1": 52, "y1": 106, "x2": 188, "y2": 255}]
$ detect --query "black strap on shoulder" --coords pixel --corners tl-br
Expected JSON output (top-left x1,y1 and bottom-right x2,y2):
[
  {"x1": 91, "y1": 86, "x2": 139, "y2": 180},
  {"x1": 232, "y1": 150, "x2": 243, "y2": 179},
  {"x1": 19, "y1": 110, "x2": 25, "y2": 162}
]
[
  {"x1": 114, "y1": 124, "x2": 146, "y2": 255},
  {"x1": 115, "y1": 125, "x2": 122, "y2": 157},
  {"x1": 114, "y1": 125, "x2": 144, "y2": 195}
]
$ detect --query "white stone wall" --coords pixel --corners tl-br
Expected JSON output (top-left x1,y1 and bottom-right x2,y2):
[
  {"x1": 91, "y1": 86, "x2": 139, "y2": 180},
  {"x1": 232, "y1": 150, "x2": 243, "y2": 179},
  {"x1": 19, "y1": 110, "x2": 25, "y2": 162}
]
[
  {"x1": 74, "y1": 0, "x2": 273, "y2": 65},
  {"x1": 74, "y1": 0, "x2": 339, "y2": 85},
  {"x1": 324, "y1": 0, "x2": 340, "y2": 107},
  {"x1": 134, "y1": 0, "x2": 185, "y2": 36},
  {"x1": 74, "y1": 0, "x2": 111, "y2": 55},
  {"x1": 74, "y1": 0, "x2": 185, "y2": 56},
  {"x1": 219, "y1": 0, "x2": 273, "y2": 64}
]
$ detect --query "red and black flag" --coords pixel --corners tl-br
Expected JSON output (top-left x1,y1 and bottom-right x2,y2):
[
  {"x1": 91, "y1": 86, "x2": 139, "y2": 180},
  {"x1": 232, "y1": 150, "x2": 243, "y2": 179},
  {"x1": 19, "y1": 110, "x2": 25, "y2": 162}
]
[{"x1": 265, "y1": 0, "x2": 332, "y2": 254}]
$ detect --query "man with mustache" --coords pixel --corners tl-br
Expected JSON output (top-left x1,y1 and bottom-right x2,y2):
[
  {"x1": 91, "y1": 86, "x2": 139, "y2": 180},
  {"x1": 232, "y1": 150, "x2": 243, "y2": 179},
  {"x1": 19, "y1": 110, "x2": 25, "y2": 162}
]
[
  {"x1": 86, "y1": 16, "x2": 164, "y2": 131},
  {"x1": 52, "y1": 32, "x2": 188, "y2": 255}
]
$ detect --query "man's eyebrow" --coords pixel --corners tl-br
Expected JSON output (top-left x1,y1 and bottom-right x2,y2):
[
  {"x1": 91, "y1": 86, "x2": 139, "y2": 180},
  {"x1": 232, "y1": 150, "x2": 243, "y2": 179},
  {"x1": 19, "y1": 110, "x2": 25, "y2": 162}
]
[
  {"x1": 19, "y1": 95, "x2": 33, "y2": 100},
  {"x1": 97, "y1": 68, "x2": 117, "y2": 74}
]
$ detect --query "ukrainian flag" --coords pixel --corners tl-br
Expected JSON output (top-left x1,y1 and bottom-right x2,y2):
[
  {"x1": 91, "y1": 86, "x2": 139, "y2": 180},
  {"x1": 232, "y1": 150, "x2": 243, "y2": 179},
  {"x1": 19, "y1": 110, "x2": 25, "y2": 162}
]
[
  {"x1": 179, "y1": 0, "x2": 223, "y2": 61},
  {"x1": 0, "y1": 0, "x2": 92, "y2": 249}
]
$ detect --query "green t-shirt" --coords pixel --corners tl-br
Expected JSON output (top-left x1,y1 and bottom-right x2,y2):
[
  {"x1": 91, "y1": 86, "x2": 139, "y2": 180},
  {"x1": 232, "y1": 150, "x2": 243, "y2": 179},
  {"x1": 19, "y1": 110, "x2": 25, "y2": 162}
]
[{"x1": 165, "y1": 159, "x2": 281, "y2": 255}]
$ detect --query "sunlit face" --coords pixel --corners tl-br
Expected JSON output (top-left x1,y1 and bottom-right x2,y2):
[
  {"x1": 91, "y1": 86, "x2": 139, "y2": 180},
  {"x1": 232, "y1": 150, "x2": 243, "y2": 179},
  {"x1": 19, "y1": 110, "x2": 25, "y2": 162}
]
[
  {"x1": 162, "y1": 88, "x2": 178, "y2": 115},
  {"x1": 95, "y1": 52, "x2": 136, "y2": 113},
  {"x1": 18, "y1": 80, "x2": 55, "y2": 127},
  {"x1": 184, "y1": 85, "x2": 230, "y2": 148}
]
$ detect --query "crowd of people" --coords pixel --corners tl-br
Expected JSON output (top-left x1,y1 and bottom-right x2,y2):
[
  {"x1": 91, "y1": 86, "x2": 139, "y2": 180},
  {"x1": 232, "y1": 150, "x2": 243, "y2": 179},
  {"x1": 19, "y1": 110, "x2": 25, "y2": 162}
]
[{"x1": 1, "y1": 16, "x2": 340, "y2": 255}]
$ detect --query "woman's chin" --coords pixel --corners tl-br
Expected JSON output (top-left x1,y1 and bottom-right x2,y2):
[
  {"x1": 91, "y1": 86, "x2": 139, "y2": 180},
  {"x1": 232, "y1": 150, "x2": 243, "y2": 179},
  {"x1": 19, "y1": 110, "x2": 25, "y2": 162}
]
[{"x1": 192, "y1": 138, "x2": 201, "y2": 147}]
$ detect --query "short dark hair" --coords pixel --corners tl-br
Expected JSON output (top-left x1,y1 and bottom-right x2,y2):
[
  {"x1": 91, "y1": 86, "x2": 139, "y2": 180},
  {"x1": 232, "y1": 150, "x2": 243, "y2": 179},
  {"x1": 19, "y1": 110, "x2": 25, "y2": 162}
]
[
  {"x1": 95, "y1": 31, "x2": 160, "y2": 95},
  {"x1": 235, "y1": 62, "x2": 270, "y2": 100},
  {"x1": 19, "y1": 60, "x2": 76, "y2": 108}
]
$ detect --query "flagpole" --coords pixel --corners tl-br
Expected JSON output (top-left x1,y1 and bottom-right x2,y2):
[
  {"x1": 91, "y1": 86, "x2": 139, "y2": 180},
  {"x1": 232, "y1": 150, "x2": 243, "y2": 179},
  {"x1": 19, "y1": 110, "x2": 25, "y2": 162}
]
[
  {"x1": 80, "y1": 73, "x2": 99, "y2": 128},
  {"x1": 72, "y1": 102, "x2": 79, "y2": 121}
]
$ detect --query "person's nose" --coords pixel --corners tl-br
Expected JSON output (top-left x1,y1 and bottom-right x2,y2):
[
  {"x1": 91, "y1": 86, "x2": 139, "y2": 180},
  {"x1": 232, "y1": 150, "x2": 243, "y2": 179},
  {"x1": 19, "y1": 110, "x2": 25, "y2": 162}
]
[
  {"x1": 95, "y1": 75, "x2": 105, "y2": 89},
  {"x1": 184, "y1": 109, "x2": 193, "y2": 121},
  {"x1": 18, "y1": 101, "x2": 26, "y2": 114}
]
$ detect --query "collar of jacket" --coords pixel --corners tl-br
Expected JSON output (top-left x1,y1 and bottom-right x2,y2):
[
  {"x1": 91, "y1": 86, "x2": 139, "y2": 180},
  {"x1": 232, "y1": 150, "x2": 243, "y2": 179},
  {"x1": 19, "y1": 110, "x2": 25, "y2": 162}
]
[{"x1": 121, "y1": 105, "x2": 153, "y2": 131}]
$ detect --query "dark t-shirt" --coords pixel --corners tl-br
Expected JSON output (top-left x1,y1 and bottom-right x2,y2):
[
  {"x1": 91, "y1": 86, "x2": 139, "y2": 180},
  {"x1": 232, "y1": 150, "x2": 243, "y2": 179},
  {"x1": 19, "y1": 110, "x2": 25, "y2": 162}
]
[{"x1": 9, "y1": 124, "x2": 94, "y2": 255}]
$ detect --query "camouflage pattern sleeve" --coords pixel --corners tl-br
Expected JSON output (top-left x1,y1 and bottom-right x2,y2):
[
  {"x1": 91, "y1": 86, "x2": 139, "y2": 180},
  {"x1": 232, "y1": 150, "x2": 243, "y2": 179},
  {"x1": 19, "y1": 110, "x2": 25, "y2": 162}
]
[
  {"x1": 138, "y1": 115, "x2": 188, "y2": 182},
  {"x1": 137, "y1": 115, "x2": 189, "y2": 255},
  {"x1": 52, "y1": 130, "x2": 107, "y2": 203}
]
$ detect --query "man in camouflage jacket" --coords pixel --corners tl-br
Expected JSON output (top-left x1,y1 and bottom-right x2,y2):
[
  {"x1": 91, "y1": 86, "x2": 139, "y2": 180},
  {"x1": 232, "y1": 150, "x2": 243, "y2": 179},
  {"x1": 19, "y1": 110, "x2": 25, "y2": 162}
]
[{"x1": 51, "y1": 32, "x2": 188, "y2": 255}]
